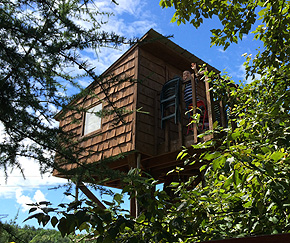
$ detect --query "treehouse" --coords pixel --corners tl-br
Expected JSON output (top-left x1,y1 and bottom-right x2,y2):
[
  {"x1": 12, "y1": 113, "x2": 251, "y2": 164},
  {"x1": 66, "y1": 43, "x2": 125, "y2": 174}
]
[{"x1": 53, "y1": 29, "x2": 228, "y2": 216}]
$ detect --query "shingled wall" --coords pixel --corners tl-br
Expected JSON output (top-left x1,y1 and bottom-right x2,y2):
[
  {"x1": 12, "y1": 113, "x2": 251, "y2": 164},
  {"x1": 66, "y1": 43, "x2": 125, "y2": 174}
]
[{"x1": 57, "y1": 48, "x2": 138, "y2": 166}]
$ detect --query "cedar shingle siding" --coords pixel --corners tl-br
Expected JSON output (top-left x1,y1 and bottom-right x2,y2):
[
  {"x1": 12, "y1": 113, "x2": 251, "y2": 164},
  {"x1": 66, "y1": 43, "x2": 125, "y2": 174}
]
[{"x1": 54, "y1": 29, "x2": 224, "y2": 185}]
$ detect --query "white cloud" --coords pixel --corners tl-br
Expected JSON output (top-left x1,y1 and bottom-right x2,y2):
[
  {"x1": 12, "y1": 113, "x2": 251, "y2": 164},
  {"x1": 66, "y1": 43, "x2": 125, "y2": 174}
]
[
  {"x1": 0, "y1": 155, "x2": 66, "y2": 199},
  {"x1": 226, "y1": 64, "x2": 262, "y2": 84},
  {"x1": 57, "y1": 0, "x2": 156, "y2": 90},
  {"x1": 0, "y1": 120, "x2": 65, "y2": 200},
  {"x1": 94, "y1": 0, "x2": 145, "y2": 17},
  {"x1": 33, "y1": 189, "x2": 47, "y2": 202},
  {"x1": 0, "y1": 0, "x2": 156, "y2": 200},
  {"x1": 217, "y1": 47, "x2": 226, "y2": 53},
  {"x1": 114, "y1": 0, "x2": 144, "y2": 15},
  {"x1": 15, "y1": 189, "x2": 34, "y2": 212},
  {"x1": 15, "y1": 189, "x2": 47, "y2": 212}
]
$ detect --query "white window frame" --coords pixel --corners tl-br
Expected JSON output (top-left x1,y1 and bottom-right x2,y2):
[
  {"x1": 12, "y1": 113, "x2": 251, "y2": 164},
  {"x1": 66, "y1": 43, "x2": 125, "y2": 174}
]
[{"x1": 83, "y1": 103, "x2": 102, "y2": 136}]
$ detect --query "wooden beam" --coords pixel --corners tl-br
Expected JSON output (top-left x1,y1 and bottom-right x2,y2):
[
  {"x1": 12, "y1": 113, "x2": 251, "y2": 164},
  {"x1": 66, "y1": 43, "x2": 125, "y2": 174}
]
[
  {"x1": 178, "y1": 81, "x2": 184, "y2": 147},
  {"x1": 154, "y1": 91, "x2": 159, "y2": 155},
  {"x1": 78, "y1": 182, "x2": 106, "y2": 209},
  {"x1": 130, "y1": 194, "x2": 137, "y2": 218},
  {"x1": 190, "y1": 73, "x2": 198, "y2": 143},
  {"x1": 128, "y1": 153, "x2": 137, "y2": 218},
  {"x1": 204, "y1": 71, "x2": 214, "y2": 139},
  {"x1": 219, "y1": 100, "x2": 227, "y2": 128}
]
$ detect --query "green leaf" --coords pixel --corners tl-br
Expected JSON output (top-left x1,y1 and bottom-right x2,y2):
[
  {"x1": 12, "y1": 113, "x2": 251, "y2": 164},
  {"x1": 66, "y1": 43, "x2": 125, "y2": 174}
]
[
  {"x1": 234, "y1": 170, "x2": 241, "y2": 186},
  {"x1": 223, "y1": 175, "x2": 233, "y2": 189},
  {"x1": 39, "y1": 201, "x2": 51, "y2": 206},
  {"x1": 170, "y1": 182, "x2": 180, "y2": 187},
  {"x1": 243, "y1": 200, "x2": 252, "y2": 208},
  {"x1": 42, "y1": 215, "x2": 50, "y2": 227},
  {"x1": 103, "y1": 200, "x2": 114, "y2": 206},
  {"x1": 58, "y1": 218, "x2": 68, "y2": 237},
  {"x1": 212, "y1": 156, "x2": 226, "y2": 171},
  {"x1": 114, "y1": 193, "x2": 123, "y2": 204},
  {"x1": 23, "y1": 213, "x2": 44, "y2": 223},
  {"x1": 29, "y1": 207, "x2": 37, "y2": 214},
  {"x1": 203, "y1": 152, "x2": 222, "y2": 161},
  {"x1": 200, "y1": 164, "x2": 208, "y2": 171},
  {"x1": 51, "y1": 216, "x2": 58, "y2": 227},
  {"x1": 270, "y1": 152, "x2": 286, "y2": 161}
]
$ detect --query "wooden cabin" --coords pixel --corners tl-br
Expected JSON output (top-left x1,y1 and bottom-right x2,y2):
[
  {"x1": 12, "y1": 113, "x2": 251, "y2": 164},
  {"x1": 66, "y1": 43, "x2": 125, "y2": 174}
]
[{"x1": 53, "y1": 29, "x2": 227, "y2": 215}]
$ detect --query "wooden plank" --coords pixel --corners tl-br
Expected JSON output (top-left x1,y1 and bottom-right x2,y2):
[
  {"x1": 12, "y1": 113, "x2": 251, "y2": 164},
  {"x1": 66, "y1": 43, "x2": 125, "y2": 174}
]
[
  {"x1": 205, "y1": 71, "x2": 214, "y2": 137},
  {"x1": 127, "y1": 153, "x2": 137, "y2": 217},
  {"x1": 138, "y1": 75, "x2": 164, "y2": 91},
  {"x1": 154, "y1": 91, "x2": 159, "y2": 155},
  {"x1": 115, "y1": 125, "x2": 126, "y2": 136},
  {"x1": 136, "y1": 130, "x2": 154, "y2": 144},
  {"x1": 78, "y1": 182, "x2": 106, "y2": 209},
  {"x1": 139, "y1": 48, "x2": 166, "y2": 68},
  {"x1": 178, "y1": 81, "x2": 183, "y2": 147},
  {"x1": 136, "y1": 140, "x2": 155, "y2": 155},
  {"x1": 139, "y1": 57, "x2": 165, "y2": 78},
  {"x1": 138, "y1": 93, "x2": 155, "y2": 107},
  {"x1": 219, "y1": 100, "x2": 226, "y2": 128},
  {"x1": 137, "y1": 121, "x2": 155, "y2": 134},
  {"x1": 191, "y1": 74, "x2": 198, "y2": 143},
  {"x1": 112, "y1": 60, "x2": 135, "y2": 77},
  {"x1": 138, "y1": 113, "x2": 154, "y2": 124},
  {"x1": 139, "y1": 67, "x2": 165, "y2": 85}
]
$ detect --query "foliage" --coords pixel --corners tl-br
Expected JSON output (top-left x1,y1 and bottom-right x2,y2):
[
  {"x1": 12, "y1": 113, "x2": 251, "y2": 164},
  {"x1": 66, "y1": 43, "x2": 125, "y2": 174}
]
[
  {"x1": 24, "y1": 0, "x2": 290, "y2": 242},
  {"x1": 26, "y1": 170, "x2": 177, "y2": 242},
  {"x1": 0, "y1": 0, "x2": 131, "y2": 177},
  {"x1": 158, "y1": 0, "x2": 290, "y2": 240},
  {"x1": 0, "y1": 221, "x2": 72, "y2": 242}
]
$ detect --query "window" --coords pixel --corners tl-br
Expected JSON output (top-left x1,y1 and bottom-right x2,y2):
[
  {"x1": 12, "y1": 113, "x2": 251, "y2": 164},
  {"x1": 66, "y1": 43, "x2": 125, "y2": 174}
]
[{"x1": 83, "y1": 103, "x2": 102, "y2": 135}]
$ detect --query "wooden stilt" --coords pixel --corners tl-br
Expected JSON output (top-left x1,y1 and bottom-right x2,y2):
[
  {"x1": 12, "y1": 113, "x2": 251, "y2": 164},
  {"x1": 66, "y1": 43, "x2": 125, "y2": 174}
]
[
  {"x1": 129, "y1": 153, "x2": 141, "y2": 218},
  {"x1": 178, "y1": 81, "x2": 183, "y2": 147},
  {"x1": 78, "y1": 182, "x2": 106, "y2": 209},
  {"x1": 130, "y1": 195, "x2": 137, "y2": 218},
  {"x1": 136, "y1": 154, "x2": 141, "y2": 216},
  {"x1": 75, "y1": 182, "x2": 79, "y2": 201},
  {"x1": 191, "y1": 73, "x2": 198, "y2": 143},
  {"x1": 219, "y1": 100, "x2": 226, "y2": 128},
  {"x1": 205, "y1": 70, "x2": 214, "y2": 139}
]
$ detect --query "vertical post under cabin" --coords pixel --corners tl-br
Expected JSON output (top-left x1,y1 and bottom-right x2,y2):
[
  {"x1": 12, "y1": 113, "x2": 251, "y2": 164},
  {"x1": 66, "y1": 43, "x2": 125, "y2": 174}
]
[
  {"x1": 136, "y1": 153, "x2": 141, "y2": 216},
  {"x1": 129, "y1": 153, "x2": 140, "y2": 218},
  {"x1": 178, "y1": 81, "x2": 183, "y2": 147},
  {"x1": 205, "y1": 70, "x2": 214, "y2": 139},
  {"x1": 219, "y1": 100, "x2": 226, "y2": 128},
  {"x1": 190, "y1": 74, "x2": 198, "y2": 143},
  {"x1": 164, "y1": 66, "x2": 170, "y2": 152},
  {"x1": 154, "y1": 91, "x2": 159, "y2": 155}
]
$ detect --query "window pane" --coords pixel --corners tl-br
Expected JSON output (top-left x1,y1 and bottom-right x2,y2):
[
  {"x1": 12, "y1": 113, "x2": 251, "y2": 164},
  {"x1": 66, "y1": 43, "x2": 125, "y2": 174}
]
[{"x1": 83, "y1": 103, "x2": 102, "y2": 135}]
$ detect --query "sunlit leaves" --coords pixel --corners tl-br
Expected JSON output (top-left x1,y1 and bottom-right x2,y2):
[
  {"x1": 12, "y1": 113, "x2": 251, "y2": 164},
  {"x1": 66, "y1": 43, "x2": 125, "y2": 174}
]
[{"x1": 158, "y1": 1, "x2": 290, "y2": 237}]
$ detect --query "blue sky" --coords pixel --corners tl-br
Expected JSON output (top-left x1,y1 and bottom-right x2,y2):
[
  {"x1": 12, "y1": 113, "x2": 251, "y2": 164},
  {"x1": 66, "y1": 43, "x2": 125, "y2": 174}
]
[{"x1": 0, "y1": 0, "x2": 261, "y2": 229}]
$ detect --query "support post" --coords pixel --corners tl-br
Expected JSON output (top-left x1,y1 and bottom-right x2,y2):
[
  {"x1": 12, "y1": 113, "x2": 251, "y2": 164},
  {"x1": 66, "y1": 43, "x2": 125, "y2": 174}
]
[
  {"x1": 219, "y1": 100, "x2": 226, "y2": 128},
  {"x1": 190, "y1": 74, "x2": 198, "y2": 143},
  {"x1": 130, "y1": 195, "x2": 137, "y2": 218},
  {"x1": 136, "y1": 153, "x2": 141, "y2": 216},
  {"x1": 204, "y1": 70, "x2": 214, "y2": 139},
  {"x1": 154, "y1": 91, "x2": 159, "y2": 154},
  {"x1": 129, "y1": 153, "x2": 141, "y2": 218},
  {"x1": 178, "y1": 81, "x2": 183, "y2": 147},
  {"x1": 78, "y1": 182, "x2": 106, "y2": 209},
  {"x1": 164, "y1": 122, "x2": 170, "y2": 152}
]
